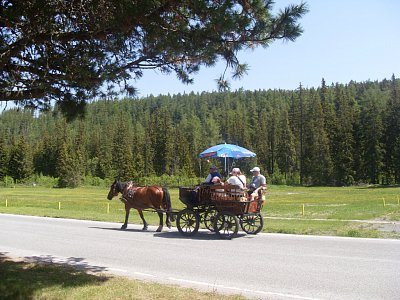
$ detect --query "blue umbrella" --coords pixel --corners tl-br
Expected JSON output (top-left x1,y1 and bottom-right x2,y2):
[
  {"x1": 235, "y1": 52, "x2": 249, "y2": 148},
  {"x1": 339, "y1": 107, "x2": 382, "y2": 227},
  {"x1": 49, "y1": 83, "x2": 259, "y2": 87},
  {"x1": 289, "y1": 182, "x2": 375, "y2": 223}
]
[
  {"x1": 199, "y1": 143, "x2": 256, "y2": 173},
  {"x1": 199, "y1": 143, "x2": 256, "y2": 159}
]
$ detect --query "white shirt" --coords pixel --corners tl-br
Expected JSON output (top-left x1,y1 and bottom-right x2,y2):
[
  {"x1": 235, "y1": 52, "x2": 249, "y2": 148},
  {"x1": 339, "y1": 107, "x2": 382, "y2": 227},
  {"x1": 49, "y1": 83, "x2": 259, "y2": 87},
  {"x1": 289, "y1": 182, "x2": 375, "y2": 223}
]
[{"x1": 227, "y1": 175, "x2": 246, "y2": 189}]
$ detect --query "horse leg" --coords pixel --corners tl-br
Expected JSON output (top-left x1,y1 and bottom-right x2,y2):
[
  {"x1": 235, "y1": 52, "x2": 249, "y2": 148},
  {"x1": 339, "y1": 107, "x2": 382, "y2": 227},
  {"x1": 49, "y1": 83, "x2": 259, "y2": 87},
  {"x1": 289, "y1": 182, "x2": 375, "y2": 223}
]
[
  {"x1": 138, "y1": 209, "x2": 148, "y2": 231},
  {"x1": 121, "y1": 206, "x2": 130, "y2": 230},
  {"x1": 156, "y1": 211, "x2": 163, "y2": 232},
  {"x1": 166, "y1": 212, "x2": 172, "y2": 229}
]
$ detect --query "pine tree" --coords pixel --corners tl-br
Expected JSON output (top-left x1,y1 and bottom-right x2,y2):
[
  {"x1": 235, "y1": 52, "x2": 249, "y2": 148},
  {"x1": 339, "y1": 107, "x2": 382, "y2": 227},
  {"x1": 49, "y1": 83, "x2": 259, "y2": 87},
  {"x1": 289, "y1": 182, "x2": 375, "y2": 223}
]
[
  {"x1": 276, "y1": 109, "x2": 297, "y2": 182},
  {"x1": 34, "y1": 132, "x2": 58, "y2": 177},
  {"x1": 56, "y1": 127, "x2": 84, "y2": 188},
  {"x1": 131, "y1": 122, "x2": 145, "y2": 180},
  {"x1": 302, "y1": 90, "x2": 333, "y2": 185},
  {"x1": 57, "y1": 140, "x2": 77, "y2": 187},
  {"x1": 112, "y1": 116, "x2": 135, "y2": 181},
  {"x1": 149, "y1": 108, "x2": 174, "y2": 176},
  {"x1": 359, "y1": 90, "x2": 384, "y2": 183},
  {"x1": 332, "y1": 84, "x2": 357, "y2": 185},
  {"x1": 0, "y1": 135, "x2": 9, "y2": 180},
  {"x1": 383, "y1": 74, "x2": 400, "y2": 183},
  {"x1": 8, "y1": 136, "x2": 33, "y2": 182}
]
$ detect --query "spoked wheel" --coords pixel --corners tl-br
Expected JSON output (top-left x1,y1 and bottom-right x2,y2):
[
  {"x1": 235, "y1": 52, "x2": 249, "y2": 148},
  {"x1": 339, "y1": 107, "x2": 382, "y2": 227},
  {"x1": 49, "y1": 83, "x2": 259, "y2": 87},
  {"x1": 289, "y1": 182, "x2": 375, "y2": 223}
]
[
  {"x1": 176, "y1": 209, "x2": 200, "y2": 236},
  {"x1": 240, "y1": 213, "x2": 264, "y2": 234},
  {"x1": 203, "y1": 208, "x2": 218, "y2": 232},
  {"x1": 213, "y1": 211, "x2": 239, "y2": 239}
]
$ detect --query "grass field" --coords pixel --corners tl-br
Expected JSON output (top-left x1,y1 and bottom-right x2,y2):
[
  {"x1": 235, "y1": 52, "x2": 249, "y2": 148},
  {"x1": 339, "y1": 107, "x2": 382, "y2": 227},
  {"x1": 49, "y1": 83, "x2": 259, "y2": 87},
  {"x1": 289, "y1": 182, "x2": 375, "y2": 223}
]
[{"x1": 1, "y1": 184, "x2": 399, "y2": 239}]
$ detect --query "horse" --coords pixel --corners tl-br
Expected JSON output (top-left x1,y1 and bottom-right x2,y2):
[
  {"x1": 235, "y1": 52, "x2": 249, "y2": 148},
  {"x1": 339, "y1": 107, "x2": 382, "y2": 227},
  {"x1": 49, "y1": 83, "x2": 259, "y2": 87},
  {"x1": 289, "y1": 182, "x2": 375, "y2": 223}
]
[{"x1": 107, "y1": 180, "x2": 175, "y2": 232}]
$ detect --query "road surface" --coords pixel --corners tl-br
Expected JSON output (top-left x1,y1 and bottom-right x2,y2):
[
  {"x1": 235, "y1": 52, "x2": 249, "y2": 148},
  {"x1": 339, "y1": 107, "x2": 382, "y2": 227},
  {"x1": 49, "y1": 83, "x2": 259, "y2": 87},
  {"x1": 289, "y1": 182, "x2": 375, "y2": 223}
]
[{"x1": 1, "y1": 214, "x2": 399, "y2": 300}]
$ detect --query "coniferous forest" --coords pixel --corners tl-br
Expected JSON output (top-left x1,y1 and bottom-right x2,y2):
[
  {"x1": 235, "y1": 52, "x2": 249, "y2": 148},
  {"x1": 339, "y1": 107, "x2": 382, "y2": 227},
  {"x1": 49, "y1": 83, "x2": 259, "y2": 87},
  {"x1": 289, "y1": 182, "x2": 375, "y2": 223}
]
[{"x1": 0, "y1": 76, "x2": 399, "y2": 187}]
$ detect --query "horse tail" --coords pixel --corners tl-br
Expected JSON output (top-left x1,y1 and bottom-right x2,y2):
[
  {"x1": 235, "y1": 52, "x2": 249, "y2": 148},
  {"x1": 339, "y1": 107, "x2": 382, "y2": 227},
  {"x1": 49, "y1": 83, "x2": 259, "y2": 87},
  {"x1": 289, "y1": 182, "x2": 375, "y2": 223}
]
[{"x1": 162, "y1": 187, "x2": 175, "y2": 222}]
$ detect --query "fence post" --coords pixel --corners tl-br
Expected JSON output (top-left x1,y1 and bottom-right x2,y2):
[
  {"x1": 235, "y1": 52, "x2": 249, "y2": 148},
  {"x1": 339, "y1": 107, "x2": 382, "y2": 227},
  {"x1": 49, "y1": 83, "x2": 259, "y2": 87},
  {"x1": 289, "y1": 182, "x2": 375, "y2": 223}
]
[
  {"x1": 382, "y1": 198, "x2": 386, "y2": 207},
  {"x1": 302, "y1": 204, "x2": 305, "y2": 216},
  {"x1": 107, "y1": 203, "x2": 110, "y2": 213},
  {"x1": 58, "y1": 202, "x2": 61, "y2": 210}
]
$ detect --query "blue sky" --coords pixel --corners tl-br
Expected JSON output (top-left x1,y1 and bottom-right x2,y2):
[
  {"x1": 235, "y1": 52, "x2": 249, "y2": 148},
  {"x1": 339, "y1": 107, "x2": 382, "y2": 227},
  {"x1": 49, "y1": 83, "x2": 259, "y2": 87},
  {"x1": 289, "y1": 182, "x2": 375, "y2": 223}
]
[{"x1": 134, "y1": 0, "x2": 400, "y2": 97}]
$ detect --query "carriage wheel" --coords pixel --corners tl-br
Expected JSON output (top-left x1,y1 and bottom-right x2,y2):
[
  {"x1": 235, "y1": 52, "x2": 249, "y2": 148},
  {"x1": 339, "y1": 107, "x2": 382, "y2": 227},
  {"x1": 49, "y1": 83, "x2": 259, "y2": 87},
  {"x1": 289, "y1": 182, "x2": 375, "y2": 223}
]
[
  {"x1": 203, "y1": 208, "x2": 218, "y2": 232},
  {"x1": 213, "y1": 211, "x2": 239, "y2": 239},
  {"x1": 240, "y1": 213, "x2": 264, "y2": 234},
  {"x1": 176, "y1": 209, "x2": 200, "y2": 236}
]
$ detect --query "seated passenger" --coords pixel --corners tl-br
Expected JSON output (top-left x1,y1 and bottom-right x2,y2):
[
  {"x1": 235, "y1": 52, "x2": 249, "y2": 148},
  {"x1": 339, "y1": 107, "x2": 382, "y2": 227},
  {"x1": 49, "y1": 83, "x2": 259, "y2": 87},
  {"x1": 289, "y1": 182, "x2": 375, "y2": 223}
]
[
  {"x1": 211, "y1": 176, "x2": 225, "y2": 192},
  {"x1": 247, "y1": 166, "x2": 267, "y2": 199},
  {"x1": 204, "y1": 165, "x2": 221, "y2": 184},
  {"x1": 227, "y1": 168, "x2": 246, "y2": 190}
]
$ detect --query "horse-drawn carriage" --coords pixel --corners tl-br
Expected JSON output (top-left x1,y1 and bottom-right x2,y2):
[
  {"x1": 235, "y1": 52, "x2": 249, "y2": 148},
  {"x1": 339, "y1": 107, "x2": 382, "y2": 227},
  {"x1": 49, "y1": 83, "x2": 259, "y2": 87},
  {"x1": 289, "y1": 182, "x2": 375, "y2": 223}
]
[
  {"x1": 107, "y1": 179, "x2": 265, "y2": 239},
  {"x1": 176, "y1": 183, "x2": 265, "y2": 239}
]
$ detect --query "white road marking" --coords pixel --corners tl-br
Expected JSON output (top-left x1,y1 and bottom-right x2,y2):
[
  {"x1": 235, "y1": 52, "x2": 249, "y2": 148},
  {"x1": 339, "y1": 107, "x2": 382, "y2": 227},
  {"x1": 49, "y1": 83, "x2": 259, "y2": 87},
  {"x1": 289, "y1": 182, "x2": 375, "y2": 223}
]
[
  {"x1": 107, "y1": 267, "x2": 128, "y2": 273},
  {"x1": 168, "y1": 277, "x2": 323, "y2": 300},
  {"x1": 134, "y1": 272, "x2": 156, "y2": 277}
]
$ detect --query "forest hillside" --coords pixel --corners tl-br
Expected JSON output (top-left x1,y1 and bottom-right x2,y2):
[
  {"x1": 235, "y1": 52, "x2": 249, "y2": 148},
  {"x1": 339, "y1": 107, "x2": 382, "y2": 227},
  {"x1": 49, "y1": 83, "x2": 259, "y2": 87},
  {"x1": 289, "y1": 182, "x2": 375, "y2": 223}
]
[{"x1": 0, "y1": 76, "x2": 399, "y2": 187}]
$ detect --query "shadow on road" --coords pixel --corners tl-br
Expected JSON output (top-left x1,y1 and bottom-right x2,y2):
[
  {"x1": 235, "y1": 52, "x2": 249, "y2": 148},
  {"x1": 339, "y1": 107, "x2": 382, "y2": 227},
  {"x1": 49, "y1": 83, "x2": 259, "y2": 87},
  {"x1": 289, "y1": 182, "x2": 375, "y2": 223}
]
[
  {"x1": 89, "y1": 226, "x2": 147, "y2": 233},
  {"x1": 89, "y1": 226, "x2": 247, "y2": 240},
  {"x1": 153, "y1": 230, "x2": 247, "y2": 240}
]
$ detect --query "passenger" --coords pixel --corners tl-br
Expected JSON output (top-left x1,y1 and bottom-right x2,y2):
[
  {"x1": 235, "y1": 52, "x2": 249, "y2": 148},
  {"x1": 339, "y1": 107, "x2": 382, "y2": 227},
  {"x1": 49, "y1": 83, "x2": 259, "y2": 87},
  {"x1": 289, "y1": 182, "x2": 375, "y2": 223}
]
[
  {"x1": 212, "y1": 176, "x2": 223, "y2": 184},
  {"x1": 227, "y1": 168, "x2": 246, "y2": 189},
  {"x1": 212, "y1": 176, "x2": 225, "y2": 192},
  {"x1": 247, "y1": 167, "x2": 267, "y2": 198},
  {"x1": 204, "y1": 165, "x2": 221, "y2": 184}
]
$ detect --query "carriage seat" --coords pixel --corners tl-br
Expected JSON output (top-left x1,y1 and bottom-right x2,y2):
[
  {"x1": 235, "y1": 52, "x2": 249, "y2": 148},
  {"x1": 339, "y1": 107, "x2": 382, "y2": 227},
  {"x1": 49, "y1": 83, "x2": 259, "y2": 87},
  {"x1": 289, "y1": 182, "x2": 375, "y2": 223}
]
[{"x1": 210, "y1": 184, "x2": 247, "y2": 202}]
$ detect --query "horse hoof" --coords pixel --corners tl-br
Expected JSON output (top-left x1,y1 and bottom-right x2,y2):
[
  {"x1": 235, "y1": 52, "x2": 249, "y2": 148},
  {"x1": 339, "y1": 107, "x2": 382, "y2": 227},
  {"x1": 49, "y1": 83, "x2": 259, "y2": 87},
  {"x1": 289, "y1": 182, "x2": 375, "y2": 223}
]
[
  {"x1": 156, "y1": 227, "x2": 162, "y2": 232},
  {"x1": 121, "y1": 226, "x2": 127, "y2": 230},
  {"x1": 142, "y1": 226, "x2": 148, "y2": 231}
]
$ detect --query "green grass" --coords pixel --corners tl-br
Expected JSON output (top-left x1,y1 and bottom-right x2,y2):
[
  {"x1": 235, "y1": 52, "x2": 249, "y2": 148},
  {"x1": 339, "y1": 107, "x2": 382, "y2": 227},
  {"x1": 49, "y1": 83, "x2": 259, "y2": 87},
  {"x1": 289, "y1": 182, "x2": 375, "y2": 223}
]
[
  {"x1": 0, "y1": 254, "x2": 245, "y2": 300},
  {"x1": 0, "y1": 185, "x2": 399, "y2": 238}
]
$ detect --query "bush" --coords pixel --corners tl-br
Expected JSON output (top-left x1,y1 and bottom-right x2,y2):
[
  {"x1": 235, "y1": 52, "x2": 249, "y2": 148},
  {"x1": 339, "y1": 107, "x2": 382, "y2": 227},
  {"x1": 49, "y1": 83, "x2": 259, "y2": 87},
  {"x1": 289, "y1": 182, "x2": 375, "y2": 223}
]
[
  {"x1": 31, "y1": 174, "x2": 58, "y2": 187},
  {"x1": 82, "y1": 176, "x2": 108, "y2": 187},
  {"x1": 0, "y1": 176, "x2": 14, "y2": 187}
]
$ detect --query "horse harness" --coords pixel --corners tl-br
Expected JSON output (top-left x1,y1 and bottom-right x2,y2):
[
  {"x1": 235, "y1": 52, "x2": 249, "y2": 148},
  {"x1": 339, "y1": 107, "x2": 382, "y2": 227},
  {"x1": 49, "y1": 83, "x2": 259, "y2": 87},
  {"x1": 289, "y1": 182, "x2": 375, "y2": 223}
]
[{"x1": 120, "y1": 182, "x2": 163, "y2": 205}]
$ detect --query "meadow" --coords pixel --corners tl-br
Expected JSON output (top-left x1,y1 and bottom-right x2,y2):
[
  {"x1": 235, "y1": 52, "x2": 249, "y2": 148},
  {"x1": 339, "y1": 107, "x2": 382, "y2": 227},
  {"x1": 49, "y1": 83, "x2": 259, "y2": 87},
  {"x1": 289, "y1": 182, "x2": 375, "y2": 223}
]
[{"x1": 1, "y1": 184, "x2": 399, "y2": 239}]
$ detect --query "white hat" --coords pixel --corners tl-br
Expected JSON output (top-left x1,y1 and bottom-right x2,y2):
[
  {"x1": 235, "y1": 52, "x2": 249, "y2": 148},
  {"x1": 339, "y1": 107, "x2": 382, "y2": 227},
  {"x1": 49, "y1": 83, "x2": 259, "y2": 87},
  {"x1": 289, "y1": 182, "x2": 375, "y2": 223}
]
[
  {"x1": 230, "y1": 167, "x2": 241, "y2": 174},
  {"x1": 250, "y1": 167, "x2": 260, "y2": 172}
]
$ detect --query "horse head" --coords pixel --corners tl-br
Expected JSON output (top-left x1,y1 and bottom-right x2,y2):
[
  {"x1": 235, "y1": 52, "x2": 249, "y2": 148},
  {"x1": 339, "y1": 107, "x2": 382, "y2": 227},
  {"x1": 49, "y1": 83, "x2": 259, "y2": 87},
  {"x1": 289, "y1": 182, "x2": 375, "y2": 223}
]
[{"x1": 107, "y1": 179, "x2": 124, "y2": 200}]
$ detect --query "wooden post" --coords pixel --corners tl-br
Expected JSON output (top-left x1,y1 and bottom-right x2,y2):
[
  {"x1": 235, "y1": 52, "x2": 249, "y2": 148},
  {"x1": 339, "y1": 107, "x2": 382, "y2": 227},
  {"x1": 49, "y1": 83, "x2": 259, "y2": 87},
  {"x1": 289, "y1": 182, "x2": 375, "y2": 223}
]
[
  {"x1": 302, "y1": 204, "x2": 305, "y2": 216},
  {"x1": 107, "y1": 203, "x2": 110, "y2": 213},
  {"x1": 382, "y1": 198, "x2": 386, "y2": 207},
  {"x1": 58, "y1": 202, "x2": 61, "y2": 210},
  {"x1": 5, "y1": 199, "x2": 7, "y2": 207}
]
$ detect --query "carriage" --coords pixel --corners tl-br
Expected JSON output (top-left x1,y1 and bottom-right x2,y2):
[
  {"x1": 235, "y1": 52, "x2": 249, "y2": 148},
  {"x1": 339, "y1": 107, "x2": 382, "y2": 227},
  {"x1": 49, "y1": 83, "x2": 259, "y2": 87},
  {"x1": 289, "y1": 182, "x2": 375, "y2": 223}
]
[
  {"x1": 176, "y1": 183, "x2": 265, "y2": 239},
  {"x1": 107, "y1": 143, "x2": 262, "y2": 238}
]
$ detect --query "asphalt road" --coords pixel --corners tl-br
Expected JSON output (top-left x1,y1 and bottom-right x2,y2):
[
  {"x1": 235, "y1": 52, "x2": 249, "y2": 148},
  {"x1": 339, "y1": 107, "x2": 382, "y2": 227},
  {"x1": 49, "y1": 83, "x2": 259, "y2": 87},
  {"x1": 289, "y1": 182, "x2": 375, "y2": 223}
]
[{"x1": 1, "y1": 213, "x2": 399, "y2": 300}]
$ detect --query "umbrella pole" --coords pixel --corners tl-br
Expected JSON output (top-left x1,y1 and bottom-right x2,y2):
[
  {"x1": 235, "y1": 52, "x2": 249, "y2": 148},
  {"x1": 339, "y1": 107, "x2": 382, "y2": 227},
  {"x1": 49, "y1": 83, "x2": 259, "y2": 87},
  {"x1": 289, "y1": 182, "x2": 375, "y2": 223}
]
[{"x1": 224, "y1": 157, "x2": 227, "y2": 175}]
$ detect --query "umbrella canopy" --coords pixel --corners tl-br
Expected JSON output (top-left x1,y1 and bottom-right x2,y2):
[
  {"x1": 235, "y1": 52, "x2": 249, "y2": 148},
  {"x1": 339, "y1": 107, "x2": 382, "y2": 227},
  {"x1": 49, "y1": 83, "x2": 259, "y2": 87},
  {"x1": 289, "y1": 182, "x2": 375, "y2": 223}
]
[{"x1": 199, "y1": 143, "x2": 256, "y2": 159}]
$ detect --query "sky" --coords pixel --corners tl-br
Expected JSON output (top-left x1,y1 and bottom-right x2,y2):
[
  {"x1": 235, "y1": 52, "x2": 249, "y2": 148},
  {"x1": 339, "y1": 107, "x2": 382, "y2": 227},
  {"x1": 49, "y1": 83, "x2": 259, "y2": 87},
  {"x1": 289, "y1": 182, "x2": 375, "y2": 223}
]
[{"x1": 134, "y1": 0, "x2": 400, "y2": 97}]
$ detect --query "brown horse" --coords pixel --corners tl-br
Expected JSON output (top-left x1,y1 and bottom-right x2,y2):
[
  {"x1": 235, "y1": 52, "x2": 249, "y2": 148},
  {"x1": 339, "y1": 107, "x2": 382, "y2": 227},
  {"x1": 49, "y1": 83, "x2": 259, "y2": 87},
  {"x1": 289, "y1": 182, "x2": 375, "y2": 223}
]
[{"x1": 107, "y1": 180, "x2": 175, "y2": 232}]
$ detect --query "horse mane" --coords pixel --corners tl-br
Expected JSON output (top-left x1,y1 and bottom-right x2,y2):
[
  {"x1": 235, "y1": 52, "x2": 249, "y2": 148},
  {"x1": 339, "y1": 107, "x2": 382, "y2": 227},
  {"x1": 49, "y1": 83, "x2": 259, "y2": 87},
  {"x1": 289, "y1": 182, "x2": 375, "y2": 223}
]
[{"x1": 116, "y1": 180, "x2": 126, "y2": 192}]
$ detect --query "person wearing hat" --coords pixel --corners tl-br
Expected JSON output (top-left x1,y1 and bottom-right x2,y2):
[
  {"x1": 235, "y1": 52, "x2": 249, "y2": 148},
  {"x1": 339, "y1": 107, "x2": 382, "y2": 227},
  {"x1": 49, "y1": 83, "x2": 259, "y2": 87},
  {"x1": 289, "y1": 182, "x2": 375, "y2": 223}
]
[
  {"x1": 204, "y1": 166, "x2": 221, "y2": 184},
  {"x1": 248, "y1": 167, "x2": 266, "y2": 196},
  {"x1": 227, "y1": 167, "x2": 246, "y2": 189}
]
